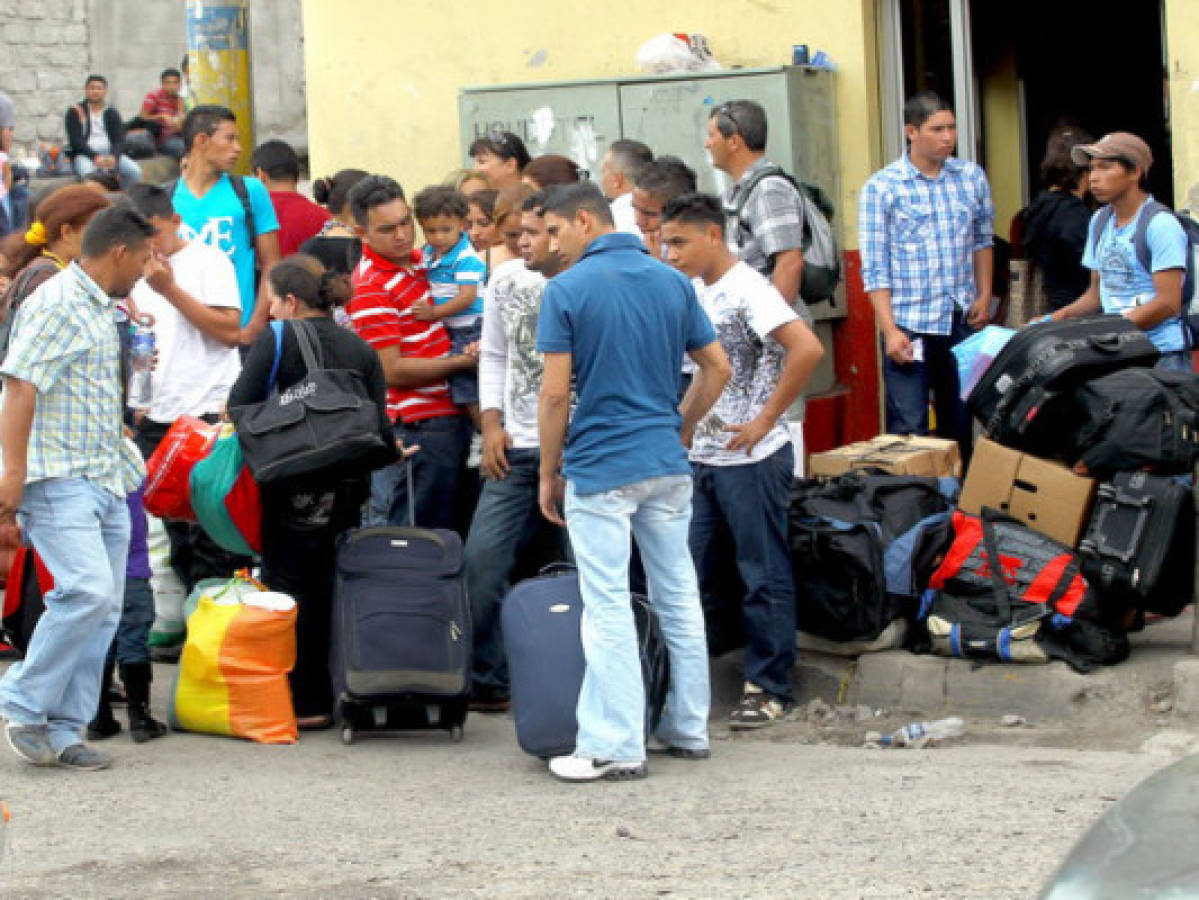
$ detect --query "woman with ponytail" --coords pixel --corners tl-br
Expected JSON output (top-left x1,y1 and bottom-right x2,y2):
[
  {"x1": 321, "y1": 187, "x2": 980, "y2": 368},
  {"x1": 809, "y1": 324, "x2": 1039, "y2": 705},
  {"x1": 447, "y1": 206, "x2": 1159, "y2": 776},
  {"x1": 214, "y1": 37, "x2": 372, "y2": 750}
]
[
  {"x1": 0, "y1": 184, "x2": 110, "y2": 345},
  {"x1": 300, "y1": 168, "x2": 368, "y2": 277},
  {"x1": 228, "y1": 253, "x2": 395, "y2": 730}
]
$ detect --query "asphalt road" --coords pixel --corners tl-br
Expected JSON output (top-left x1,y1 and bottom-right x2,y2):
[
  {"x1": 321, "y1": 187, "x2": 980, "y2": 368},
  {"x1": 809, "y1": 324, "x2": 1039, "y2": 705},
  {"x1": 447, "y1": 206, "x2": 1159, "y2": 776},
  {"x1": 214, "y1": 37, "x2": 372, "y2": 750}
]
[{"x1": 0, "y1": 691, "x2": 1181, "y2": 899}]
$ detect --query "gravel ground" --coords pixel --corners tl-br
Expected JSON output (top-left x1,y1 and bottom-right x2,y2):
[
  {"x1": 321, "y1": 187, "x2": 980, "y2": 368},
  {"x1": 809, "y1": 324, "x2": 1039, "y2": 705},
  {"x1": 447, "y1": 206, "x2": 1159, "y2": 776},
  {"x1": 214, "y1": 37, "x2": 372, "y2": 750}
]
[{"x1": 0, "y1": 691, "x2": 1183, "y2": 899}]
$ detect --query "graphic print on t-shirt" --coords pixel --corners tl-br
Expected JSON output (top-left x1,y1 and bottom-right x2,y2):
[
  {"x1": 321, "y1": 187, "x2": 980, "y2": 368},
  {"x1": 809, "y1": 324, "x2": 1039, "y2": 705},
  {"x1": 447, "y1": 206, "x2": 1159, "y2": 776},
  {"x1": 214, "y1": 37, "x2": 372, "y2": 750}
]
[{"x1": 498, "y1": 278, "x2": 546, "y2": 433}]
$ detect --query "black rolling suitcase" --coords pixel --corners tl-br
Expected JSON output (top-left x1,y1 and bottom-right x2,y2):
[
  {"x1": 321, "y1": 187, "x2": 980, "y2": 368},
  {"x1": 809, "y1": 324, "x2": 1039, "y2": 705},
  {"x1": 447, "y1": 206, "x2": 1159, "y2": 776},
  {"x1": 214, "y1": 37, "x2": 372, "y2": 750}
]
[
  {"x1": 331, "y1": 525, "x2": 471, "y2": 744},
  {"x1": 967, "y1": 316, "x2": 1159, "y2": 452},
  {"x1": 1078, "y1": 471, "x2": 1195, "y2": 618},
  {"x1": 502, "y1": 565, "x2": 669, "y2": 759}
]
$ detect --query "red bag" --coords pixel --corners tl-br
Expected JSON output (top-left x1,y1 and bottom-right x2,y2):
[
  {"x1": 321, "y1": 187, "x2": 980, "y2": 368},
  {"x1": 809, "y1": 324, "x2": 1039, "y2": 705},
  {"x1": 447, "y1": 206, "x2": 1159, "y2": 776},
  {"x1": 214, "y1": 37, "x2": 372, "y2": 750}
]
[
  {"x1": 143, "y1": 417, "x2": 222, "y2": 522},
  {"x1": 1, "y1": 546, "x2": 53, "y2": 655}
]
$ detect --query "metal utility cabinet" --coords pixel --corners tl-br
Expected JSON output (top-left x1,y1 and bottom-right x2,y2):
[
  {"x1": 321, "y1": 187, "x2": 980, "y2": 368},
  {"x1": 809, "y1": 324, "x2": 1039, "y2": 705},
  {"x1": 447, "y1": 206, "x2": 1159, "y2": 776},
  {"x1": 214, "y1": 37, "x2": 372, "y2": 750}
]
[{"x1": 459, "y1": 65, "x2": 842, "y2": 395}]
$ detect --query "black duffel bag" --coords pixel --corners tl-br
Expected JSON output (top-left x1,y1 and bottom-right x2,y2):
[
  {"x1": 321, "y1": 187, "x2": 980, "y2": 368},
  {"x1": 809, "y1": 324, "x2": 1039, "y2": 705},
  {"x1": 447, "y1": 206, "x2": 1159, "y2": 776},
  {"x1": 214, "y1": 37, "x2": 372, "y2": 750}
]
[
  {"x1": 1057, "y1": 368, "x2": 1199, "y2": 478},
  {"x1": 231, "y1": 319, "x2": 395, "y2": 484}
]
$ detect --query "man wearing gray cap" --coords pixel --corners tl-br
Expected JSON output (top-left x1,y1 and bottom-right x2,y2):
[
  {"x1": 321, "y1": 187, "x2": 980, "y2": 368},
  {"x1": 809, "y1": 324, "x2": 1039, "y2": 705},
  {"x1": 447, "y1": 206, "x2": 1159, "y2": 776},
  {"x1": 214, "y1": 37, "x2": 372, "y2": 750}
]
[{"x1": 1049, "y1": 131, "x2": 1191, "y2": 370}]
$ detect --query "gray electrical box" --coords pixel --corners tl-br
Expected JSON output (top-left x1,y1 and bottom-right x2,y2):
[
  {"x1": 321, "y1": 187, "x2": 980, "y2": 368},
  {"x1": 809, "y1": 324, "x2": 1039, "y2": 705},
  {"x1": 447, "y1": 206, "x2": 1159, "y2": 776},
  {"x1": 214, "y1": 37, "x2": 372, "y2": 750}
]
[{"x1": 459, "y1": 66, "x2": 843, "y2": 393}]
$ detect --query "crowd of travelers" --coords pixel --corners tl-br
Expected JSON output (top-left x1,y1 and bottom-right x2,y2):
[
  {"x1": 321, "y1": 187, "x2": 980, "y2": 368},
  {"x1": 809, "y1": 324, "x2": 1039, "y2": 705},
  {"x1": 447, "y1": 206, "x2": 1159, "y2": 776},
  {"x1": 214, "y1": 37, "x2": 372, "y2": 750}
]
[{"x1": 0, "y1": 75, "x2": 1186, "y2": 783}]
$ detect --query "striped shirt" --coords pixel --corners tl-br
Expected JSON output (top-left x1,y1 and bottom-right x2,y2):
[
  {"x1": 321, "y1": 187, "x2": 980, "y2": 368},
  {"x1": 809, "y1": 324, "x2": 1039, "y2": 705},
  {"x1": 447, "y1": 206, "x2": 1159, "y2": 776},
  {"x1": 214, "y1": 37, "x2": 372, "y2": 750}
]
[
  {"x1": 421, "y1": 231, "x2": 486, "y2": 327},
  {"x1": 858, "y1": 154, "x2": 994, "y2": 335},
  {"x1": 348, "y1": 244, "x2": 457, "y2": 423},
  {"x1": 1, "y1": 262, "x2": 145, "y2": 496}
]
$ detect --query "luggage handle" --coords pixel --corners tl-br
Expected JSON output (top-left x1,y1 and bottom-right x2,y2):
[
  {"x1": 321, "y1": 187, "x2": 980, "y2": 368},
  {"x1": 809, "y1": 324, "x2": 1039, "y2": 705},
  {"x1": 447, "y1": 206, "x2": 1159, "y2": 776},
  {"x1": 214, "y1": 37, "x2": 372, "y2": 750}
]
[
  {"x1": 1086, "y1": 333, "x2": 1129, "y2": 354},
  {"x1": 538, "y1": 562, "x2": 577, "y2": 578},
  {"x1": 979, "y1": 508, "x2": 1014, "y2": 623}
]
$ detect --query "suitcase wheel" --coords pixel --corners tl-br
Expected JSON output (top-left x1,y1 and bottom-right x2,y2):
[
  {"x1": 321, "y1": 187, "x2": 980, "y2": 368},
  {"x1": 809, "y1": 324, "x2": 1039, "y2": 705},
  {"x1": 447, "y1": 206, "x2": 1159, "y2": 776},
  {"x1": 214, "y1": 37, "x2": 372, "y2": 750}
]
[
  {"x1": 341, "y1": 726, "x2": 355, "y2": 746},
  {"x1": 450, "y1": 725, "x2": 464, "y2": 743}
]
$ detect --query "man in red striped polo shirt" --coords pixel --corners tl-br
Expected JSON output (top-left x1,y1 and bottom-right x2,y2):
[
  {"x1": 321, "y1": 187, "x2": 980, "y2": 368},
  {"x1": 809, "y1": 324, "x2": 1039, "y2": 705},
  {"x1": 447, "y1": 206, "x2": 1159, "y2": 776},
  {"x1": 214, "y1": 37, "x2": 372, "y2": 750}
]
[{"x1": 346, "y1": 175, "x2": 477, "y2": 527}]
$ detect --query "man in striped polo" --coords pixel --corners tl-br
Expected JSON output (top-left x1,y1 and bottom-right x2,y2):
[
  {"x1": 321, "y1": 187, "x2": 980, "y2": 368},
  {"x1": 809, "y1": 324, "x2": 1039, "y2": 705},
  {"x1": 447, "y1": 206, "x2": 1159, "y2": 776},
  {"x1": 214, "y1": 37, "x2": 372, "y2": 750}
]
[{"x1": 346, "y1": 175, "x2": 477, "y2": 528}]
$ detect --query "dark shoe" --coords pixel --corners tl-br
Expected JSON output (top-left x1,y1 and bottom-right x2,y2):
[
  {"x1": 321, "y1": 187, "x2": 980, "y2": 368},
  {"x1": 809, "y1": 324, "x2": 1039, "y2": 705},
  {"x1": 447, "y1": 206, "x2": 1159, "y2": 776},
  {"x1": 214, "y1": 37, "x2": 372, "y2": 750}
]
[
  {"x1": 56, "y1": 743, "x2": 112, "y2": 771},
  {"x1": 5, "y1": 723, "x2": 56, "y2": 766},
  {"x1": 646, "y1": 737, "x2": 710, "y2": 760},
  {"x1": 729, "y1": 682, "x2": 787, "y2": 731},
  {"x1": 87, "y1": 712, "x2": 122, "y2": 741},
  {"x1": 469, "y1": 686, "x2": 511, "y2": 713},
  {"x1": 128, "y1": 703, "x2": 167, "y2": 743},
  {"x1": 121, "y1": 662, "x2": 167, "y2": 743}
]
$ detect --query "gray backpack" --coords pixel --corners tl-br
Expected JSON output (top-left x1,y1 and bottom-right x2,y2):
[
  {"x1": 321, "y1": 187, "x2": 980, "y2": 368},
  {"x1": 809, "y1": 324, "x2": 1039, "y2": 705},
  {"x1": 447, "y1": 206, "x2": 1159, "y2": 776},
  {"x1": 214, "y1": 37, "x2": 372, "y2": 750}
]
[{"x1": 726, "y1": 164, "x2": 841, "y2": 303}]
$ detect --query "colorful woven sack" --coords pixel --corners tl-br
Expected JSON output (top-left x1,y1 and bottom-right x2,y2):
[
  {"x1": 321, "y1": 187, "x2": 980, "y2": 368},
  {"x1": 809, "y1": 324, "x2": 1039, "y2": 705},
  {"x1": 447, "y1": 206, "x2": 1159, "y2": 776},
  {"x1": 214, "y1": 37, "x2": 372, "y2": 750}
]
[
  {"x1": 144, "y1": 417, "x2": 222, "y2": 521},
  {"x1": 169, "y1": 573, "x2": 298, "y2": 744},
  {"x1": 191, "y1": 429, "x2": 262, "y2": 556}
]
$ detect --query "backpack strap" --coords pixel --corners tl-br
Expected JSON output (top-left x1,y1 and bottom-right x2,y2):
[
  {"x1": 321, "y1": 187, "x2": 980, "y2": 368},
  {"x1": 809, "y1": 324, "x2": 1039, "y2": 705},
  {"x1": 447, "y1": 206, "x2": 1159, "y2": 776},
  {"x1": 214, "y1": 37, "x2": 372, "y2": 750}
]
[
  {"x1": 979, "y1": 508, "x2": 1014, "y2": 624},
  {"x1": 1090, "y1": 205, "x2": 1115, "y2": 261},
  {"x1": 1131, "y1": 199, "x2": 1171, "y2": 276},
  {"x1": 728, "y1": 164, "x2": 799, "y2": 227},
  {"x1": 266, "y1": 320, "x2": 284, "y2": 390},
  {"x1": 229, "y1": 174, "x2": 258, "y2": 252}
]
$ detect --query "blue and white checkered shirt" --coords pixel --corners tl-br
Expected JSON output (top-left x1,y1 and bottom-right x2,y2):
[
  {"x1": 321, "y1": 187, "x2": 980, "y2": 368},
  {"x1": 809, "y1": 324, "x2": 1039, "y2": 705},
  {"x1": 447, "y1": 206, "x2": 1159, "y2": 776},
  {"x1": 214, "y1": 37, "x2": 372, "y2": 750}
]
[
  {"x1": 858, "y1": 154, "x2": 995, "y2": 335},
  {"x1": 1, "y1": 262, "x2": 145, "y2": 496}
]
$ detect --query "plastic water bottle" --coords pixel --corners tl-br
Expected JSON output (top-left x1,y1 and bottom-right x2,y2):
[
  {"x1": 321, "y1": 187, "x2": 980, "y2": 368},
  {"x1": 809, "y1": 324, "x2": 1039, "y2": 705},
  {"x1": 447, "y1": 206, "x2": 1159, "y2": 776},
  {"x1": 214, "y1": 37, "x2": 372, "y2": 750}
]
[
  {"x1": 127, "y1": 317, "x2": 155, "y2": 410},
  {"x1": 0, "y1": 800, "x2": 10, "y2": 863},
  {"x1": 879, "y1": 716, "x2": 965, "y2": 747}
]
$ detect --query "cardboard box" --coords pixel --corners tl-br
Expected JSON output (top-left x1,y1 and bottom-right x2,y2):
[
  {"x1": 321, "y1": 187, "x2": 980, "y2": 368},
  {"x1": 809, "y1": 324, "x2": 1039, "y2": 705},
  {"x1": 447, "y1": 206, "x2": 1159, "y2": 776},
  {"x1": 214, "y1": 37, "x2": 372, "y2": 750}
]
[
  {"x1": 958, "y1": 438, "x2": 1096, "y2": 547},
  {"x1": 808, "y1": 435, "x2": 962, "y2": 479}
]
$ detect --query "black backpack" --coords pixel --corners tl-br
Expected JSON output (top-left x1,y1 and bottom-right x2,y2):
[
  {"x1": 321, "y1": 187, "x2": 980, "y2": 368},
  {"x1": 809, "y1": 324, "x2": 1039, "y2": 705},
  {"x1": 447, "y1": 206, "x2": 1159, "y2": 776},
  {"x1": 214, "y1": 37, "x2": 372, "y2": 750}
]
[
  {"x1": 1056, "y1": 368, "x2": 1199, "y2": 478},
  {"x1": 726, "y1": 164, "x2": 841, "y2": 303},
  {"x1": 789, "y1": 470, "x2": 957, "y2": 642}
]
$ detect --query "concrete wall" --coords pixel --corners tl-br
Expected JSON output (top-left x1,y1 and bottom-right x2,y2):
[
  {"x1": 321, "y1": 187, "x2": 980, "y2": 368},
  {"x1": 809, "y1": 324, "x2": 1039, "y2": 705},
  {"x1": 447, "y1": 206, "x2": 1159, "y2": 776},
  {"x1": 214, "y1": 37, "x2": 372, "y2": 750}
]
[
  {"x1": 301, "y1": 0, "x2": 884, "y2": 246},
  {"x1": 0, "y1": 0, "x2": 305, "y2": 160},
  {"x1": 1166, "y1": 0, "x2": 1199, "y2": 209}
]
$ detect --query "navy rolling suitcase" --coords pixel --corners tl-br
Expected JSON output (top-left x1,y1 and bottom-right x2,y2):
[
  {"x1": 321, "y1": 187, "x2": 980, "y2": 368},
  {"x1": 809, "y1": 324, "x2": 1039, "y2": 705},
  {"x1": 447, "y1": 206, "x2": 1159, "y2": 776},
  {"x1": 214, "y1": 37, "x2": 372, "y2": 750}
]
[
  {"x1": 502, "y1": 566, "x2": 669, "y2": 759},
  {"x1": 331, "y1": 525, "x2": 471, "y2": 744},
  {"x1": 966, "y1": 316, "x2": 1159, "y2": 452}
]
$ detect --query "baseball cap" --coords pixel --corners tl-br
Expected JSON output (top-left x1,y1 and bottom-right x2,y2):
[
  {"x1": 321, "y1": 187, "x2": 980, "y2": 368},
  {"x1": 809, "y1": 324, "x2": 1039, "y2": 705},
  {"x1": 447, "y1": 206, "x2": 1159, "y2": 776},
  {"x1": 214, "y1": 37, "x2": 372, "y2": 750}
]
[{"x1": 1070, "y1": 132, "x2": 1153, "y2": 173}]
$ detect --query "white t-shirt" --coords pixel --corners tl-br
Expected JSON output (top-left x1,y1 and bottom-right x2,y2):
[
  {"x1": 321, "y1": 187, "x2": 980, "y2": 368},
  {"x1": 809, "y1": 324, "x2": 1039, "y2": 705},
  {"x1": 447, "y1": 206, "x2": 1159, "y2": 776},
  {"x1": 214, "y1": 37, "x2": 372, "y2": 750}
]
[
  {"x1": 690, "y1": 261, "x2": 798, "y2": 466},
  {"x1": 478, "y1": 257, "x2": 548, "y2": 449},
  {"x1": 87, "y1": 108, "x2": 110, "y2": 155},
  {"x1": 130, "y1": 240, "x2": 242, "y2": 423},
  {"x1": 610, "y1": 192, "x2": 643, "y2": 240}
]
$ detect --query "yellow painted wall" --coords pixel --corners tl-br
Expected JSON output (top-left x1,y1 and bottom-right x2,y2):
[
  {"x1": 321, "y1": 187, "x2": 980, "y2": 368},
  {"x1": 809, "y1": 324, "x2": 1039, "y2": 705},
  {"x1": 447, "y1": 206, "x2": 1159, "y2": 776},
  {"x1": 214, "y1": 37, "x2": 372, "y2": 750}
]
[
  {"x1": 1166, "y1": 0, "x2": 1199, "y2": 210},
  {"x1": 980, "y1": 46, "x2": 1024, "y2": 238},
  {"x1": 300, "y1": 0, "x2": 883, "y2": 247}
]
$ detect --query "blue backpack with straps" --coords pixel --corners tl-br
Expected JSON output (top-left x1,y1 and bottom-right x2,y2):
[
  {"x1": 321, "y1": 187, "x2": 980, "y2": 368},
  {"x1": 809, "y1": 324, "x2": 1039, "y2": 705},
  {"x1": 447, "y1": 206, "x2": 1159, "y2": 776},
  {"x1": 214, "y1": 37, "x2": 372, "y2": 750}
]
[{"x1": 1092, "y1": 200, "x2": 1199, "y2": 345}]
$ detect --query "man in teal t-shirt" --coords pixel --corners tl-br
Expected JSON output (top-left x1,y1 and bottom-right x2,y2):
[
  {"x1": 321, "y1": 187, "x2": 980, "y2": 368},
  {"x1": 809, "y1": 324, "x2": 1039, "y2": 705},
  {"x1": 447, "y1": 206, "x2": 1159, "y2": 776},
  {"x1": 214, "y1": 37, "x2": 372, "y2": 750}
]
[{"x1": 172, "y1": 105, "x2": 280, "y2": 342}]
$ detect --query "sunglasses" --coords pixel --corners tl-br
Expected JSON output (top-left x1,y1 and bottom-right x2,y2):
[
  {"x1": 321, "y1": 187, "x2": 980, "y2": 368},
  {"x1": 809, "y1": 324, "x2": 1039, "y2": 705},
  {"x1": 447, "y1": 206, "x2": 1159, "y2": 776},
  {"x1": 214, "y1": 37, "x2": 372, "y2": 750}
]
[{"x1": 716, "y1": 103, "x2": 744, "y2": 136}]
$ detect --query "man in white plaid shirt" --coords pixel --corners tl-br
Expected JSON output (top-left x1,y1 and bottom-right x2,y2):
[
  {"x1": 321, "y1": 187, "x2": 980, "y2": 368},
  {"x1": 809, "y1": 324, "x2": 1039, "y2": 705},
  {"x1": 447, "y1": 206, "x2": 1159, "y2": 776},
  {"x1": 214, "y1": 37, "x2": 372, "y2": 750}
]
[
  {"x1": 0, "y1": 206, "x2": 154, "y2": 771},
  {"x1": 858, "y1": 91, "x2": 994, "y2": 464}
]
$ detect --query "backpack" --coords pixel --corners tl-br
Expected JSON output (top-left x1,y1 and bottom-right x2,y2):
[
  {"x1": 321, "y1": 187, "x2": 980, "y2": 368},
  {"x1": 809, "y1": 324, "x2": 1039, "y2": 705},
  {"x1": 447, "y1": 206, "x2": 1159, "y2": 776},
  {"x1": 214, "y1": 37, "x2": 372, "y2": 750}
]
[
  {"x1": 917, "y1": 509, "x2": 1129, "y2": 672},
  {"x1": 789, "y1": 470, "x2": 958, "y2": 642},
  {"x1": 168, "y1": 174, "x2": 257, "y2": 251},
  {"x1": 727, "y1": 164, "x2": 841, "y2": 303},
  {"x1": 1091, "y1": 200, "x2": 1199, "y2": 345},
  {"x1": 0, "y1": 256, "x2": 61, "y2": 361}
]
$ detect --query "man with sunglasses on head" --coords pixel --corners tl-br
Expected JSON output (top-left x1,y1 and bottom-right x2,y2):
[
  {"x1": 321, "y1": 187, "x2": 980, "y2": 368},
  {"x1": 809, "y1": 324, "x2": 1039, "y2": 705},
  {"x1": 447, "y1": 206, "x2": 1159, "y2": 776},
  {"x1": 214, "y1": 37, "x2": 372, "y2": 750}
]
[{"x1": 705, "y1": 100, "x2": 806, "y2": 309}]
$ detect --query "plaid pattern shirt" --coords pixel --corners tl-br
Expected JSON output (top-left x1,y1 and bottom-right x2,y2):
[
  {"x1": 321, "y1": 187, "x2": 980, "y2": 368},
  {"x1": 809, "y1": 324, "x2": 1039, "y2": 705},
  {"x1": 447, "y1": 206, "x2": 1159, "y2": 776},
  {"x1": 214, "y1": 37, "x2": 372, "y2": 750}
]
[
  {"x1": 722, "y1": 157, "x2": 805, "y2": 287},
  {"x1": 1, "y1": 263, "x2": 145, "y2": 496},
  {"x1": 858, "y1": 154, "x2": 994, "y2": 335}
]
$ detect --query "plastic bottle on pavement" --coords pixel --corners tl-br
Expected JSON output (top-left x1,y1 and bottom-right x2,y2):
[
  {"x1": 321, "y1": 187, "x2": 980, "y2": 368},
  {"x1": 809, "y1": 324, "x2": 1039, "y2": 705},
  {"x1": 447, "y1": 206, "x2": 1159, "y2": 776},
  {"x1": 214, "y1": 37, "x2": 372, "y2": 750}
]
[
  {"x1": 1, "y1": 800, "x2": 10, "y2": 862},
  {"x1": 879, "y1": 716, "x2": 965, "y2": 747},
  {"x1": 127, "y1": 317, "x2": 155, "y2": 410}
]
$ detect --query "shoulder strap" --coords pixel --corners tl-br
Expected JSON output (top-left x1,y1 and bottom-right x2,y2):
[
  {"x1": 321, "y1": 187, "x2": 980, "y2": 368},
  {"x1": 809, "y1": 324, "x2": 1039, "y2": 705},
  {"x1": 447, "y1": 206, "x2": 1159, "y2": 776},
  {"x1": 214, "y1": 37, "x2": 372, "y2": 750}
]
[
  {"x1": 730, "y1": 164, "x2": 798, "y2": 221},
  {"x1": 267, "y1": 320, "x2": 284, "y2": 389},
  {"x1": 979, "y1": 508, "x2": 1013, "y2": 623},
  {"x1": 1091, "y1": 205, "x2": 1115, "y2": 259},
  {"x1": 229, "y1": 175, "x2": 258, "y2": 252},
  {"x1": 291, "y1": 318, "x2": 324, "y2": 373},
  {"x1": 1132, "y1": 199, "x2": 1171, "y2": 275}
]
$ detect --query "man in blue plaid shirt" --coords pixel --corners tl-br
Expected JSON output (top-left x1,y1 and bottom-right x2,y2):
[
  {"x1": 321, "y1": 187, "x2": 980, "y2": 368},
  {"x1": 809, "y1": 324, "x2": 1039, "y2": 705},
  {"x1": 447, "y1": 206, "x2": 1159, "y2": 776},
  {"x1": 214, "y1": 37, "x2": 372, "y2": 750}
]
[
  {"x1": 859, "y1": 91, "x2": 994, "y2": 462},
  {"x1": 0, "y1": 206, "x2": 154, "y2": 771}
]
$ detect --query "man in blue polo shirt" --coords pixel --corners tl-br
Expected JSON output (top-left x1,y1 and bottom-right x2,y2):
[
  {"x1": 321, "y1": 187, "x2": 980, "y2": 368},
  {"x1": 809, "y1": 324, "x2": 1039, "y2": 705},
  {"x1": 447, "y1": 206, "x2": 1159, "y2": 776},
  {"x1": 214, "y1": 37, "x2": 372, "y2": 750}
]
[
  {"x1": 172, "y1": 105, "x2": 280, "y2": 346},
  {"x1": 536, "y1": 183, "x2": 731, "y2": 783}
]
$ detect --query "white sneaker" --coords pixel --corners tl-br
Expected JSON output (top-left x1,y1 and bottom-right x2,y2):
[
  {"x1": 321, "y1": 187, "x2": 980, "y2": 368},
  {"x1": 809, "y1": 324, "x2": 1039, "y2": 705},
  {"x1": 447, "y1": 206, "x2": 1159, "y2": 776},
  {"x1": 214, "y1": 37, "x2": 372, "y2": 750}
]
[{"x1": 548, "y1": 754, "x2": 647, "y2": 782}]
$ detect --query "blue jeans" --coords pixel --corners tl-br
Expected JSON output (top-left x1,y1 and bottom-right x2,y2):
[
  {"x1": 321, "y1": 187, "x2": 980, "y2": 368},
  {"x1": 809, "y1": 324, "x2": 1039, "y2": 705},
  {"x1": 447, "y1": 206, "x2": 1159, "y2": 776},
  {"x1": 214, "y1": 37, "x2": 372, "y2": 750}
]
[
  {"x1": 689, "y1": 444, "x2": 796, "y2": 701},
  {"x1": 368, "y1": 413, "x2": 471, "y2": 527},
  {"x1": 72, "y1": 154, "x2": 142, "y2": 187},
  {"x1": 566, "y1": 474, "x2": 710, "y2": 762},
  {"x1": 881, "y1": 309, "x2": 974, "y2": 465},
  {"x1": 464, "y1": 448, "x2": 570, "y2": 694},
  {"x1": 0, "y1": 478, "x2": 130, "y2": 752},
  {"x1": 446, "y1": 321, "x2": 481, "y2": 406},
  {"x1": 107, "y1": 578, "x2": 153, "y2": 666},
  {"x1": 1156, "y1": 351, "x2": 1193, "y2": 373}
]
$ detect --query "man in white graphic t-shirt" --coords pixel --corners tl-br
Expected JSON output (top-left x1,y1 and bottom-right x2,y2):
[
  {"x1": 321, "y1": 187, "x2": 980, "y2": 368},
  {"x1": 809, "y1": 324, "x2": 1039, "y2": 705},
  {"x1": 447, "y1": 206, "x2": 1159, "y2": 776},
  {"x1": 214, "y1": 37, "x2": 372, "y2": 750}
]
[{"x1": 661, "y1": 192, "x2": 824, "y2": 731}]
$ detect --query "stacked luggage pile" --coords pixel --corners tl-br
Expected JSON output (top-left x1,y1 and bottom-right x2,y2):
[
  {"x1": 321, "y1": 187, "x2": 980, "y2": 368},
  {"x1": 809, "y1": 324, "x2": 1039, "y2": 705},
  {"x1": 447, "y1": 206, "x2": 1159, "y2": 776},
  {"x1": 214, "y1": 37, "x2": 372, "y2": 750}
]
[{"x1": 792, "y1": 316, "x2": 1199, "y2": 672}]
